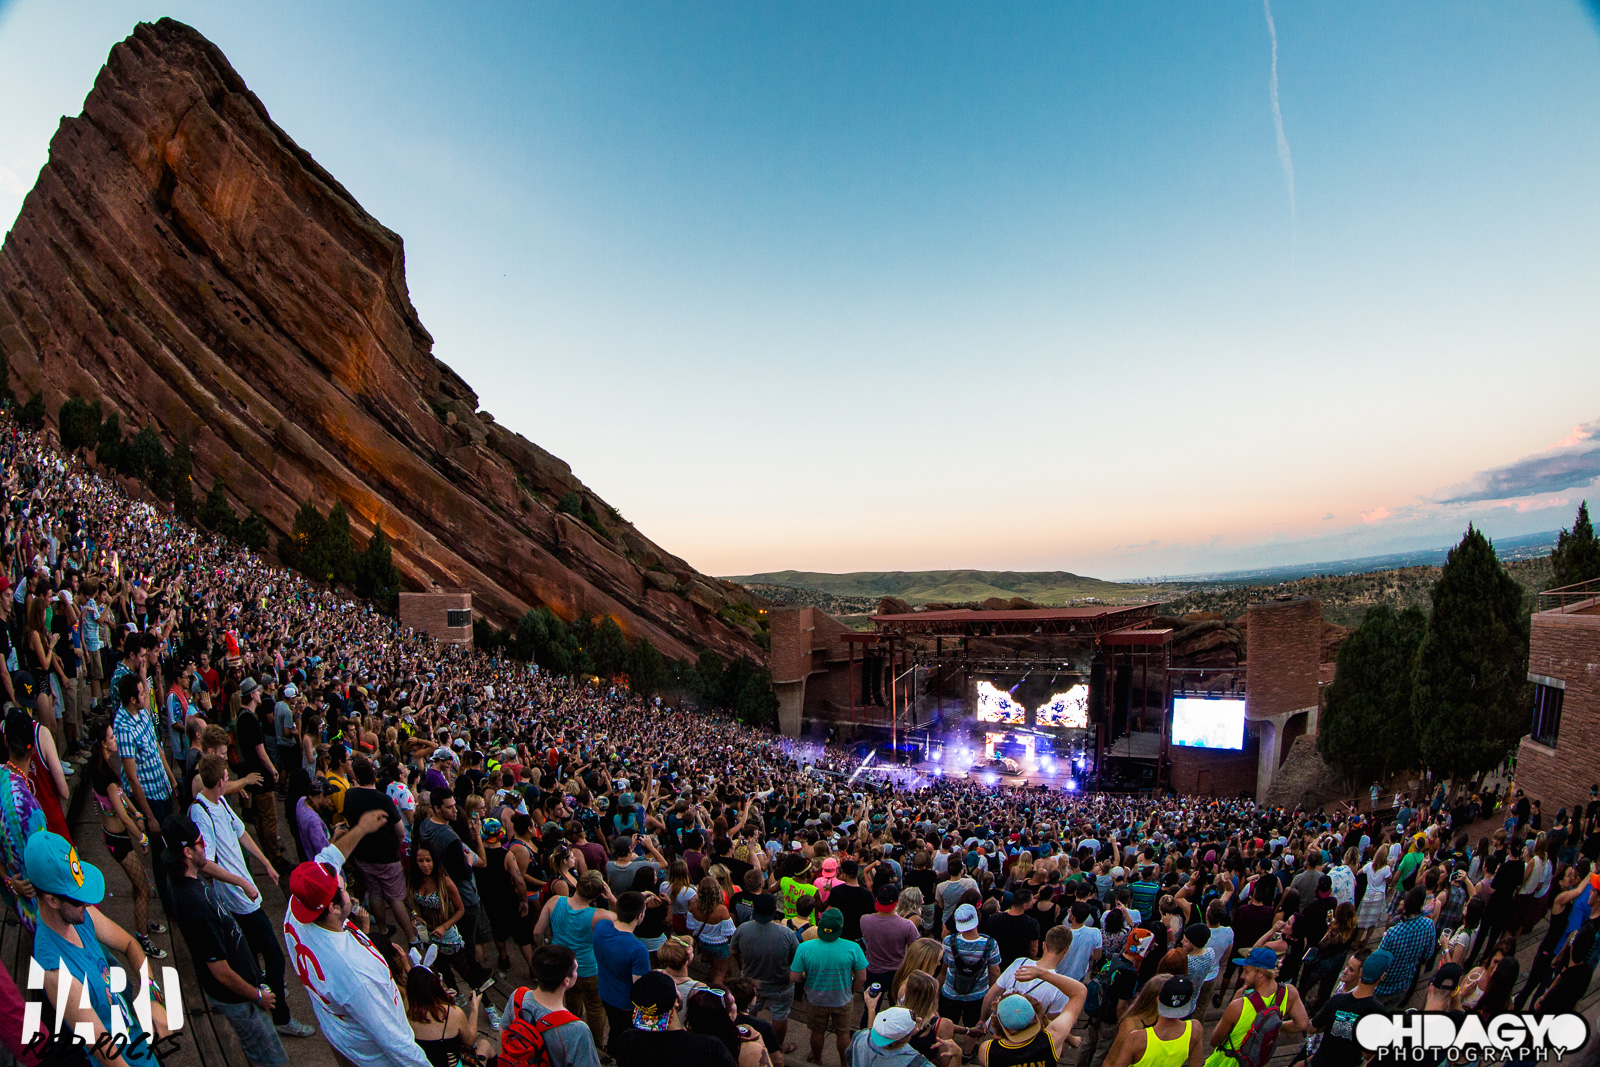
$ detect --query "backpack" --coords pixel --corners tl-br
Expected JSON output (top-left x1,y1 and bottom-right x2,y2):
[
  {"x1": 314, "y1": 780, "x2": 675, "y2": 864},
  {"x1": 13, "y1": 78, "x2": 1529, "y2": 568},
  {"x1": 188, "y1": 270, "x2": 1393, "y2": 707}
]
[
  {"x1": 500, "y1": 987, "x2": 581, "y2": 1067},
  {"x1": 945, "y1": 935, "x2": 994, "y2": 997},
  {"x1": 1084, "y1": 955, "x2": 1135, "y2": 1018},
  {"x1": 1226, "y1": 986, "x2": 1287, "y2": 1067}
]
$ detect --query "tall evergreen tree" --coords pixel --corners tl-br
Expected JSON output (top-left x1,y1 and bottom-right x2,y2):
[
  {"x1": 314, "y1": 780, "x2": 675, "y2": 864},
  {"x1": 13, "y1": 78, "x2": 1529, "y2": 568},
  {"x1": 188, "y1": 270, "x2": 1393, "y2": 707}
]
[
  {"x1": 1549, "y1": 501, "x2": 1600, "y2": 590},
  {"x1": 627, "y1": 637, "x2": 668, "y2": 696},
  {"x1": 589, "y1": 617, "x2": 630, "y2": 679},
  {"x1": 1411, "y1": 525, "x2": 1531, "y2": 777},
  {"x1": 58, "y1": 398, "x2": 102, "y2": 453},
  {"x1": 278, "y1": 502, "x2": 325, "y2": 572},
  {"x1": 197, "y1": 477, "x2": 240, "y2": 538},
  {"x1": 304, "y1": 502, "x2": 357, "y2": 587},
  {"x1": 354, "y1": 527, "x2": 402, "y2": 613},
  {"x1": 1318, "y1": 604, "x2": 1426, "y2": 782}
]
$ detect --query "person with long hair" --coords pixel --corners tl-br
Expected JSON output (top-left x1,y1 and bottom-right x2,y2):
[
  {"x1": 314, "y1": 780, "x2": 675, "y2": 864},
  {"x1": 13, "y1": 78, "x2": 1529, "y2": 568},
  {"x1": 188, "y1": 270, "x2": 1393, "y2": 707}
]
[
  {"x1": 895, "y1": 969, "x2": 959, "y2": 1067},
  {"x1": 665, "y1": 858, "x2": 696, "y2": 933},
  {"x1": 890, "y1": 937, "x2": 947, "y2": 1004},
  {"x1": 1356, "y1": 848, "x2": 1391, "y2": 945},
  {"x1": 405, "y1": 958, "x2": 494, "y2": 1067},
  {"x1": 84, "y1": 716, "x2": 165, "y2": 959},
  {"x1": 687, "y1": 873, "x2": 736, "y2": 988},
  {"x1": 685, "y1": 988, "x2": 771, "y2": 1067},
  {"x1": 409, "y1": 844, "x2": 468, "y2": 988},
  {"x1": 630, "y1": 866, "x2": 670, "y2": 957}
]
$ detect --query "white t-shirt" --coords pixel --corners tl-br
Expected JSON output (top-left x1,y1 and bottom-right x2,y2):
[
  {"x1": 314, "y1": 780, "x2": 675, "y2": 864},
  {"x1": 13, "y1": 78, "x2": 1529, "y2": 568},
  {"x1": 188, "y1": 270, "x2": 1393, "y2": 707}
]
[
  {"x1": 189, "y1": 793, "x2": 258, "y2": 916},
  {"x1": 1203, "y1": 927, "x2": 1234, "y2": 982},
  {"x1": 283, "y1": 845, "x2": 431, "y2": 1067},
  {"x1": 995, "y1": 958, "x2": 1070, "y2": 1017},
  {"x1": 1057, "y1": 925, "x2": 1103, "y2": 981}
]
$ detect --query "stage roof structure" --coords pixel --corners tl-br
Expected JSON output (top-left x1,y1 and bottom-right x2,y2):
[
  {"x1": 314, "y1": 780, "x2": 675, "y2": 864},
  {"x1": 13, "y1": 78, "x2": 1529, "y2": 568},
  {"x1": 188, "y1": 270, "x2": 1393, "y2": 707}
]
[{"x1": 869, "y1": 604, "x2": 1161, "y2": 637}]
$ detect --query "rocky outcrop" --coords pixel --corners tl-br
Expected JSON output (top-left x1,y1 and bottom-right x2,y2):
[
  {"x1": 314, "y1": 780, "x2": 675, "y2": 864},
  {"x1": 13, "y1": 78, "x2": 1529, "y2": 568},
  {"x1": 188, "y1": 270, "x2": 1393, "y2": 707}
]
[{"x1": 0, "y1": 19, "x2": 761, "y2": 662}]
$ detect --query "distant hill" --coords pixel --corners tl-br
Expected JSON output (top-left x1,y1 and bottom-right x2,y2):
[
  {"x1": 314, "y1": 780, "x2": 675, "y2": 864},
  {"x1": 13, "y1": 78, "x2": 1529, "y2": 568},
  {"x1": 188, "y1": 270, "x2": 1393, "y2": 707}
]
[
  {"x1": 726, "y1": 569, "x2": 1174, "y2": 606},
  {"x1": 1133, "y1": 530, "x2": 1561, "y2": 585},
  {"x1": 1162, "y1": 555, "x2": 1554, "y2": 628}
]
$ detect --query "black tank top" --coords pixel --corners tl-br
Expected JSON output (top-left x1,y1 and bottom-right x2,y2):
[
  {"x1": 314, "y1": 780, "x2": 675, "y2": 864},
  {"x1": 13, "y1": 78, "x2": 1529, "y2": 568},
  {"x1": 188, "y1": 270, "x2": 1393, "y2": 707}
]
[{"x1": 982, "y1": 1031, "x2": 1060, "y2": 1067}]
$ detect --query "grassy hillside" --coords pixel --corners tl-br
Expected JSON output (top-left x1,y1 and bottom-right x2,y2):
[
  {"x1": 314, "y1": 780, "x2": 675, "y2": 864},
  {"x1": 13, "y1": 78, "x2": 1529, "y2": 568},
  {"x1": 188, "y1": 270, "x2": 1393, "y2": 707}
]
[{"x1": 728, "y1": 569, "x2": 1175, "y2": 606}]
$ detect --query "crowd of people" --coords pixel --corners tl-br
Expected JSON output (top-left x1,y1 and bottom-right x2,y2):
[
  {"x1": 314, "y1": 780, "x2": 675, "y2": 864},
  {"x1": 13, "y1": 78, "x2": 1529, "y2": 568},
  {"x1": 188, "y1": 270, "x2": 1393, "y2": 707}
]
[{"x1": 0, "y1": 418, "x2": 1596, "y2": 1067}]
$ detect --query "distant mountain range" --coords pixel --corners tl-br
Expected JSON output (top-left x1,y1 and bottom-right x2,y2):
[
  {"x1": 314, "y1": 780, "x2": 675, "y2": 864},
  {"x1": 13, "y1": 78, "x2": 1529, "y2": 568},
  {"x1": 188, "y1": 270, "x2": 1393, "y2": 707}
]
[
  {"x1": 728, "y1": 531, "x2": 1563, "y2": 614},
  {"x1": 1131, "y1": 530, "x2": 1561, "y2": 585},
  {"x1": 725, "y1": 569, "x2": 1178, "y2": 606}
]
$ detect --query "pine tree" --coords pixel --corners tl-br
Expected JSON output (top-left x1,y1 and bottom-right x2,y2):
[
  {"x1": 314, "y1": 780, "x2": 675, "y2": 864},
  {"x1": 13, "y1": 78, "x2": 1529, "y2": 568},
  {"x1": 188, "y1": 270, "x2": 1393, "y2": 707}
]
[
  {"x1": 197, "y1": 477, "x2": 240, "y2": 538},
  {"x1": 1318, "y1": 604, "x2": 1426, "y2": 782},
  {"x1": 278, "y1": 502, "x2": 325, "y2": 572},
  {"x1": 590, "y1": 617, "x2": 630, "y2": 679},
  {"x1": 58, "y1": 398, "x2": 102, "y2": 453},
  {"x1": 18, "y1": 392, "x2": 46, "y2": 431},
  {"x1": 354, "y1": 527, "x2": 402, "y2": 613},
  {"x1": 1411, "y1": 525, "x2": 1531, "y2": 777},
  {"x1": 1549, "y1": 501, "x2": 1600, "y2": 590},
  {"x1": 305, "y1": 502, "x2": 357, "y2": 587},
  {"x1": 97, "y1": 410, "x2": 125, "y2": 470},
  {"x1": 239, "y1": 512, "x2": 271, "y2": 552},
  {"x1": 627, "y1": 637, "x2": 668, "y2": 696}
]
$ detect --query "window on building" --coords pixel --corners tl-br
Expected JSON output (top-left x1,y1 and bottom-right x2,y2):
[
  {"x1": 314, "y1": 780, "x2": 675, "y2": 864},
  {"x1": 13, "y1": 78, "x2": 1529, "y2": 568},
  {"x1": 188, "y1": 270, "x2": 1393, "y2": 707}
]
[
  {"x1": 1531, "y1": 682, "x2": 1564, "y2": 747},
  {"x1": 447, "y1": 609, "x2": 471, "y2": 629}
]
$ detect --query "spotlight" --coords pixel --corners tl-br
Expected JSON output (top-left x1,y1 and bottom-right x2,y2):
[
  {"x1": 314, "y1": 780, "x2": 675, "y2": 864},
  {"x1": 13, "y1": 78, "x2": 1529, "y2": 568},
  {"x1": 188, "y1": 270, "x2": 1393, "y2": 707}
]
[{"x1": 1066, "y1": 781, "x2": 1078, "y2": 792}]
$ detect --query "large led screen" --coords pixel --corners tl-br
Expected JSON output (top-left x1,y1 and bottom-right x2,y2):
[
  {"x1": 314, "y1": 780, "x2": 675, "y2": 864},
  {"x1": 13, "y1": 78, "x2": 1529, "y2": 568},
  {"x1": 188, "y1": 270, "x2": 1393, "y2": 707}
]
[
  {"x1": 1171, "y1": 696, "x2": 1245, "y2": 750},
  {"x1": 1035, "y1": 685, "x2": 1090, "y2": 728},
  {"x1": 976, "y1": 681, "x2": 1026, "y2": 724}
]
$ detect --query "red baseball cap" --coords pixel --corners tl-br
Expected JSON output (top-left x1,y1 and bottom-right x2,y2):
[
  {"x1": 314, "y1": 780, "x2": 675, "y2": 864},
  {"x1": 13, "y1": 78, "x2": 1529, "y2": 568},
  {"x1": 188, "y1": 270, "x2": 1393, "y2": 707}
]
[{"x1": 289, "y1": 861, "x2": 339, "y2": 923}]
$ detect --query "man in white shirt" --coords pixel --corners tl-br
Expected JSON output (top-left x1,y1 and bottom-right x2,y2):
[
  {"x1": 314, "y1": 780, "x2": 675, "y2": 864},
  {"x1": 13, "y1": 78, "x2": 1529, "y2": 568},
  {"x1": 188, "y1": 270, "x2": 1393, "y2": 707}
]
[
  {"x1": 1056, "y1": 901, "x2": 1103, "y2": 981},
  {"x1": 285, "y1": 807, "x2": 430, "y2": 1067},
  {"x1": 189, "y1": 754, "x2": 314, "y2": 1038},
  {"x1": 979, "y1": 925, "x2": 1075, "y2": 1026}
]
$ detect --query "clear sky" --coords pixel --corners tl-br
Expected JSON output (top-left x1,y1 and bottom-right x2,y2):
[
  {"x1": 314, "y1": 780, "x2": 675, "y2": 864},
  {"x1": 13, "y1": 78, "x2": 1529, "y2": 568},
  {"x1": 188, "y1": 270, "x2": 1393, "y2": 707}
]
[{"x1": 2, "y1": 2, "x2": 1598, "y2": 579}]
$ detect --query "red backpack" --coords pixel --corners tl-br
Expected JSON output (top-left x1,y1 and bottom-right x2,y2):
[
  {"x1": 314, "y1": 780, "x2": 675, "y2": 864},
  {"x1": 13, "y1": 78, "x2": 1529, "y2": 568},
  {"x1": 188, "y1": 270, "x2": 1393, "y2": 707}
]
[{"x1": 500, "y1": 988, "x2": 581, "y2": 1067}]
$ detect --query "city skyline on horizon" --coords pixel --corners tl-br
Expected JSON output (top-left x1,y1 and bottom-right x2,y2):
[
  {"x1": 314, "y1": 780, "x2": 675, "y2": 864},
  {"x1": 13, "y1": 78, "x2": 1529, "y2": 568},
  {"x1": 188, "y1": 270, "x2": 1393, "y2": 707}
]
[{"x1": 2, "y1": 3, "x2": 1598, "y2": 580}]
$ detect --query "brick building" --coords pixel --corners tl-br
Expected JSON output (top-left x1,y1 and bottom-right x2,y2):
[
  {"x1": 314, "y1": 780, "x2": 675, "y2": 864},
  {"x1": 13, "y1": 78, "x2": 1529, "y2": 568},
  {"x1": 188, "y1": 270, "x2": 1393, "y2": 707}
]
[
  {"x1": 1515, "y1": 589, "x2": 1600, "y2": 818},
  {"x1": 398, "y1": 590, "x2": 474, "y2": 647},
  {"x1": 768, "y1": 606, "x2": 860, "y2": 736}
]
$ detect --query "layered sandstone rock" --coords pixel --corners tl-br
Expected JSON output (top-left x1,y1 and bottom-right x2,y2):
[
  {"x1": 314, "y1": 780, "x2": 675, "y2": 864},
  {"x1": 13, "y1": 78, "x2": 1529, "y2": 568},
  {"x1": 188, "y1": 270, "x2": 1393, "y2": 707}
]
[{"x1": 0, "y1": 19, "x2": 761, "y2": 662}]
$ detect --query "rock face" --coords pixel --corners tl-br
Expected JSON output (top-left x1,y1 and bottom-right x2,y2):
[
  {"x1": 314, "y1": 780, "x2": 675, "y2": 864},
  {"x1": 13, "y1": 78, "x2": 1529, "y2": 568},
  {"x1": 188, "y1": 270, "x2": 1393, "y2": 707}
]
[{"x1": 0, "y1": 19, "x2": 761, "y2": 663}]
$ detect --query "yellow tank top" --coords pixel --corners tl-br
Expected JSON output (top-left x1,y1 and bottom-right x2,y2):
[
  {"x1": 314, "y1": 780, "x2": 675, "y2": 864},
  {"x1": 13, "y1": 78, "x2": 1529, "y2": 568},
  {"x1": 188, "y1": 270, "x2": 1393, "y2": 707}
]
[{"x1": 1134, "y1": 1021, "x2": 1192, "y2": 1067}]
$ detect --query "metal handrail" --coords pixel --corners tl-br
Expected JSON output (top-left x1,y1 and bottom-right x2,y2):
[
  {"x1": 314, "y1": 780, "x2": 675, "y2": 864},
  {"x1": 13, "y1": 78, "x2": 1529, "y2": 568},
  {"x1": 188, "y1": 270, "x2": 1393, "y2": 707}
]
[{"x1": 1538, "y1": 577, "x2": 1600, "y2": 614}]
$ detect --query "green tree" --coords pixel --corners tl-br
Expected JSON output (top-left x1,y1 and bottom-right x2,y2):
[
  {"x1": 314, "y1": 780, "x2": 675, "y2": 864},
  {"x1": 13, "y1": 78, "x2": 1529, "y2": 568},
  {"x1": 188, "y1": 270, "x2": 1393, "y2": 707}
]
[
  {"x1": 197, "y1": 477, "x2": 240, "y2": 538},
  {"x1": 516, "y1": 606, "x2": 577, "y2": 673},
  {"x1": 303, "y1": 502, "x2": 357, "y2": 587},
  {"x1": 1412, "y1": 525, "x2": 1531, "y2": 778},
  {"x1": 627, "y1": 637, "x2": 668, "y2": 696},
  {"x1": 354, "y1": 527, "x2": 402, "y2": 613},
  {"x1": 733, "y1": 666, "x2": 780, "y2": 728},
  {"x1": 169, "y1": 438, "x2": 195, "y2": 518},
  {"x1": 1318, "y1": 604, "x2": 1427, "y2": 783},
  {"x1": 18, "y1": 392, "x2": 45, "y2": 431},
  {"x1": 278, "y1": 502, "x2": 326, "y2": 572},
  {"x1": 58, "y1": 398, "x2": 102, "y2": 453},
  {"x1": 97, "y1": 410, "x2": 125, "y2": 470},
  {"x1": 239, "y1": 511, "x2": 271, "y2": 552},
  {"x1": 695, "y1": 652, "x2": 727, "y2": 702},
  {"x1": 1549, "y1": 501, "x2": 1600, "y2": 590},
  {"x1": 474, "y1": 617, "x2": 506, "y2": 654},
  {"x1": 588, "y1": 616, "x2": 630, "y2": 679},
  {"x1": 128, "y1": 426, "x2": 169, "y2": 491}
]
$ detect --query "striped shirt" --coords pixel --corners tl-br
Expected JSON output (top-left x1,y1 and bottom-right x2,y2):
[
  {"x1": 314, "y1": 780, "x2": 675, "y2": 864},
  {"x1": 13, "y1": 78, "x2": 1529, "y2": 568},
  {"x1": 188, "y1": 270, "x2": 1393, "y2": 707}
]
[{"x1": 113, "y1": 704, "x2": 170, "y2": 803}]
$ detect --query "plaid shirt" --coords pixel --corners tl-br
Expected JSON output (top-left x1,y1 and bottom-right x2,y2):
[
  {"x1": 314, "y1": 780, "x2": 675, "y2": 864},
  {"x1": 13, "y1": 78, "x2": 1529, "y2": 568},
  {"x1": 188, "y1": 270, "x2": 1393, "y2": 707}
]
[
  {"x1": 113, "y1": 704, "x2": 170, "y2": 803},
  {"x1": 1376, "y1": 913, "x2": 1436, "y2": 997}
]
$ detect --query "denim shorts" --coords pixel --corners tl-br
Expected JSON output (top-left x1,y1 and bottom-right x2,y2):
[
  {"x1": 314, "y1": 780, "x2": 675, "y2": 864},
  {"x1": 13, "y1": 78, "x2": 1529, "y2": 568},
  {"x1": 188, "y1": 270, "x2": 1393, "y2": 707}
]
[
  {"x1": 208, "y1": 996, "x2": 289, "y2": 1067},
  {"x1": 752, "y1": 987, "x2": 794, "y2": 1021}
]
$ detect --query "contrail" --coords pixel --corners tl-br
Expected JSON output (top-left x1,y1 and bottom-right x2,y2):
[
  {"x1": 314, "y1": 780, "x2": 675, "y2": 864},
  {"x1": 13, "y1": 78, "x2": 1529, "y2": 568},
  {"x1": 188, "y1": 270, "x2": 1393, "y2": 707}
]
[{"x1": 1263, "y1": 0, "x2": 1295, "y2": 224}]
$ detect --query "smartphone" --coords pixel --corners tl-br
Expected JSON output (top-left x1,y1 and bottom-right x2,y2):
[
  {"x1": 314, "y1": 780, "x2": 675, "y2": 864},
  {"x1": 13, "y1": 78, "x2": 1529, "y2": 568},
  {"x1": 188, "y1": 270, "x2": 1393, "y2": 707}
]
[{"x1": 476, "y1": 976, "x2": 498, "y2": 996}]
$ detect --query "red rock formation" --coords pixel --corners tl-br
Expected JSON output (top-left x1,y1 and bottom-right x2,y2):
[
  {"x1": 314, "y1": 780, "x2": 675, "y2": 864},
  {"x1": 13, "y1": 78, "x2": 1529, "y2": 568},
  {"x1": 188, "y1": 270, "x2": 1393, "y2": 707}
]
[{"x1": 0, "y1": 18, "x2": 760, "y2": 663}]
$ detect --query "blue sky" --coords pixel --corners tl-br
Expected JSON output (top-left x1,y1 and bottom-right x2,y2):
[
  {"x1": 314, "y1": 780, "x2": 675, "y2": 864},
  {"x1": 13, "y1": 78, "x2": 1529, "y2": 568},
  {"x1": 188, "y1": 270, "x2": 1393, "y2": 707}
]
[{"x1": 2, "y1": 2, "x2": 1598, "y2": 579}]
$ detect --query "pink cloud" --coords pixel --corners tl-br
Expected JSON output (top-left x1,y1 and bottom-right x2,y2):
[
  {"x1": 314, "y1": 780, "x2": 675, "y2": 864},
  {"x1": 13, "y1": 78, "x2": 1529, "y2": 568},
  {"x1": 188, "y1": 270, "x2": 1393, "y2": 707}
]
[{"x1": 1360, "y1": 506, "x2": 1392, "y2": 524}]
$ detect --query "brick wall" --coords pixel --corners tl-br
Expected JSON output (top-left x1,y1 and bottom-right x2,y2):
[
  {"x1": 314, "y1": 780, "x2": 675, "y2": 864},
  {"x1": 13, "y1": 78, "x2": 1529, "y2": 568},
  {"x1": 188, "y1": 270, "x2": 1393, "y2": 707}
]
[
  {"x1": 398, "y1": 590, "x2": 473, "y2": 647},
  {"x1": 768, "y1": 606, "x2": 815, "y2": 685},
  {"x1": 1246, "y1": 599, "x2": 1321, "y2": 720},
  {"x1": 1169, "y1": 730, "x2": 1261, "y2": 796},
  {"x1": 1516, "y1": 608, "x2": 1600, "y2": 818}
]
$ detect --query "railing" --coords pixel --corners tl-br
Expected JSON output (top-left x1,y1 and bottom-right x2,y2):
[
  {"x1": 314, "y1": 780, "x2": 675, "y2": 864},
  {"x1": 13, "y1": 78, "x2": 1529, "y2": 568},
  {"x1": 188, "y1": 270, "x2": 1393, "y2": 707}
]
[{"x1": 1539, "y1": 578, "x2": 1600, "y2": 614}]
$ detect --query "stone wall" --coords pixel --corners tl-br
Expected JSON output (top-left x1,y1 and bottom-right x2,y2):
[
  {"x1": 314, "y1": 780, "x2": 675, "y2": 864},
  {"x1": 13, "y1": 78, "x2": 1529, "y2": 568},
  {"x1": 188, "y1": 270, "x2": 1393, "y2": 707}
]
[
  {"x1": 1168, "y1": 727, "x2": 1262, "y2": 797},
  {"x1": 1515, "y1": 607, "x2": 1600, "y2": 818}
]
